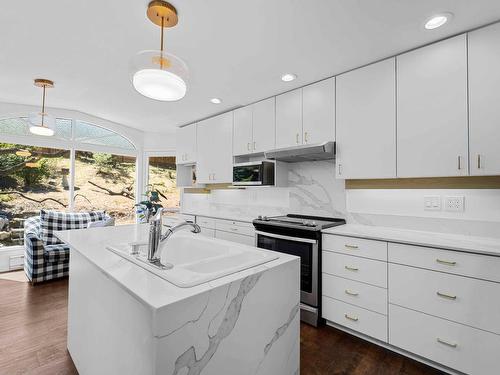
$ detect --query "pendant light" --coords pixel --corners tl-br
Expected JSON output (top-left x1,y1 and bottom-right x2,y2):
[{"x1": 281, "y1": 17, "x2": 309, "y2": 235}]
[
  {"x1": 130, "y1": 1, "x2": 188, "y2": 101},
  {"x1": 29, "y1": 79, "x2": 55, "y2": 136}
]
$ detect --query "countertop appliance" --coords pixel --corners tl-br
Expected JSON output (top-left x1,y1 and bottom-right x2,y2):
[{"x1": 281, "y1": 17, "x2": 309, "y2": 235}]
[
  {"x1": 253, "y1": 214, "x2": 346, "y2": 326},
  {"x1": 233, "y1": 160, "x2": 275, "y2": 186}
]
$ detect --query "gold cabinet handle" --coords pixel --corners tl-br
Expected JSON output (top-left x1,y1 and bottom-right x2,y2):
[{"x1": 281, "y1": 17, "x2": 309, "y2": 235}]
[
  {"x1": 247, "y1": 142, "x2": 251, "y2": 151},
  {"x1": 477, "y1": 154, "x2": 482, "y2": 169},
  {"x1": 345, "y1": 244, "x2": 359, "y2": 249},
  {"x1": 345, "y1": 289, "x2": 359, "y2": 296},
  {"x1": 436, "y1": 259, "x2": 456, "y2": 266},
  {"x1": 304, "y1": 132, "x2": 309, "y2": 143},
  {"x1": 345, "y1": 265, "x2": 359, "y2": 272},
  {"x1": 253, "y1": 141, "x2": 256, "y2": 150},
  {"x1": 344, "y1": 314, "x2": 358, "y2": 322},
  {"x1": 437, "y1": 291, "x2": 457, "y2": 300},
  {"x1": 437, "y1": 338, "x2": 458, "y2": 348},
  {"x1": 338, "y1": 163, "x2": 342, "y2": 175},
  {"x1": 296, "y1": 133, "x2": 300, "y2": 144},
  {"x1": 230, "y1": 228, "x2": 238, "y2": 232},
  {"x1": 457, "y1": 155, "x2": 462, "y2": 170}
]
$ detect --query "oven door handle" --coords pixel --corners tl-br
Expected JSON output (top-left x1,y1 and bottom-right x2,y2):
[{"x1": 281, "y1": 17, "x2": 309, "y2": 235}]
[{"x1": 255, "y1": 231, "x2": 318, "y2": 244}]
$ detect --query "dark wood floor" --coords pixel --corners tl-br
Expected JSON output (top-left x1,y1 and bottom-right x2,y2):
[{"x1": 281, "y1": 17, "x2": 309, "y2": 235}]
[{"x1": 0, "y1": 275, "x2": 444, "y2": 375}]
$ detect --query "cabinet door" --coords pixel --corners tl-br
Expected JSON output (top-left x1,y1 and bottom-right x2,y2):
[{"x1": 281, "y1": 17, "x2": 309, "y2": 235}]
[
  {"x1": 275, "y1": 88, "x2": 302, "y2": 148},
  {"x1": 175, "y1": 124, "x2": 196, "y2": 164},
  {"x1": 302, "y1": 78, "x2": 335, "y2": 144},
  {"x1": 210, "y1": 112, "x2": 234, "y2": 183},
  {"x1": 397, "y1": 35, "x2": 468, "y2": 178},
  {"x1": 195, "y1": 119, "x2": 212, "y2": 183},
  {"x1": 336, "y1": 58, "x2": 396, "y2": 179},
  {"x1": 252, "y1": 97, "x2": 276, "y2": 153},
  {"x1": 468, "y1": 23, "x2": 500, "y2": 176},
  {"x1": 233, "y1": 106, "x2": 253, "y2": 156}
]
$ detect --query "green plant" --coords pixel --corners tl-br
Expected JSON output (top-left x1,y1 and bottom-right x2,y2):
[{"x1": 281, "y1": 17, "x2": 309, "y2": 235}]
[
  {"x1": 93, "y1": 153, "x2": 115, "y2": 171},
  {"x1": 16, "y1": 159, "x2": 51, "y2": 186}
]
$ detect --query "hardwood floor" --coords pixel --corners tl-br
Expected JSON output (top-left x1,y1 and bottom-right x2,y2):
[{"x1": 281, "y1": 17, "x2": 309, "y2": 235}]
[{"x1": 0, "y1": 274, "x2": 444, "y2": 375}]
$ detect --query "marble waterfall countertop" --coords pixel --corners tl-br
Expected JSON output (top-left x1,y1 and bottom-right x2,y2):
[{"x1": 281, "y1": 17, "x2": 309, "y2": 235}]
[
  {"x1": 56, "y1": 224, "x2": 296, "y2": 310},
  {"x1": 322, "y1": 224, "x2": 500, "y2": 256}
]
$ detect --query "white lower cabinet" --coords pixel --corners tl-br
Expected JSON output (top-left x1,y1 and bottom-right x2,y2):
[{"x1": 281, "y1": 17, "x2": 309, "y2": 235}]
[
  {"x1": 323, "y1": 273, "x2": 387, "y2": 315},
  {"x1": 389, "y1": 263, "x2": 500, "y2": 335},
  {"x1": 389, "y1": 304, "x2": 500, "y2": 375},
  {"x1": 215, "y1": 230, "x2": 254, "y2": 246},
  {"x1": 322, "y1": 233, "x2": 500, "y2": 375},
  {"x1": 323, "y1": 296, "x2": 387, "y2": 342}
]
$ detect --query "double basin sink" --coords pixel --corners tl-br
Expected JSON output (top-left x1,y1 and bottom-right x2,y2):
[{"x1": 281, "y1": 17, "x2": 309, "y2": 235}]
[{"x1": 106, "y1": 232, "x2": 279, "y2": 287}]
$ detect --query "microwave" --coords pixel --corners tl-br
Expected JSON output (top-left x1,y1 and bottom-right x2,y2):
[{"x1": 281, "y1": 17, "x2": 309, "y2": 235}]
[{"x1": 232, "y1": 161, "x2": 275, "y2": 186}]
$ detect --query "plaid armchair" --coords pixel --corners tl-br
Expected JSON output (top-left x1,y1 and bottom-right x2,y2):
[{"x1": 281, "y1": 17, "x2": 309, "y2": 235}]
[{"x1": 24, "y1": 210, "x2": 111, "y2": 284}]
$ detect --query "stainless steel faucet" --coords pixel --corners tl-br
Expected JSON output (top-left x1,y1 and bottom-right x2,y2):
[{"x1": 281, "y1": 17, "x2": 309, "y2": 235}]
[{"x1": 147, "y1": 208, "x2": 201, "y2": 269}]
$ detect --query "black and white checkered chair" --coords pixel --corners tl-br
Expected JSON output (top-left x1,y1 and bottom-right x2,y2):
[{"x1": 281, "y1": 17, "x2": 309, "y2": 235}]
[{"x1": 24, "y1": 210, "x2": 111, "y2": 284}]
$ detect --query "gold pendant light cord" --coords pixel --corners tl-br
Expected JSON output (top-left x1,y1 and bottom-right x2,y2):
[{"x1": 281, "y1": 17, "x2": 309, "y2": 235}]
[
  {"x1": 41, "y1": 85, "x2": 46, "y2": 127},
  {"x1": 160, "y1": 16, "x2": 165, "y2": 69}
]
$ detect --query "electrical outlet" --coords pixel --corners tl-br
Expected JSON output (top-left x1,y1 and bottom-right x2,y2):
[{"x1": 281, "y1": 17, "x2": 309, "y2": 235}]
[
  {"x1": 424, "y1": 195, "x2": 441, "y2": 211},
  {"x1": 445, "y1": 196, "x2": 465, "y2": 212}
]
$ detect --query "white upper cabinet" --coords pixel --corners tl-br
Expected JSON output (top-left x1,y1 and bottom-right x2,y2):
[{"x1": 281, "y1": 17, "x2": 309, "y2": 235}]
[
  {"x1": 276, "y1": 88, "x2": 303, "y2": 148},
  {"x1": 233, "y1": 106, "x2": 253, "y2": 156},
  {"x1": 468, "y1": 23, "x2": 500, "y2": 176},
  {"x1": 252, "y1": 97, "x2": 276, "y2": 153},
  {"x1": 175, "y1": 124, "x2": 197, "y2": 164},
  {"x1": 232, "y1": 98, "x2": 275, "y2": 155},
  {"x1": 197, "y1": 112, "x2": 233, "y2": 184},
  {"x1": 397, "y1": 35, "x2": 468, "y2": 178},
  {"x1": 336, "y1": 58, "x2": 396, "y2": 179},
  {"x1": 303, "y1": 78, "x2": 335, "y2": 144}
]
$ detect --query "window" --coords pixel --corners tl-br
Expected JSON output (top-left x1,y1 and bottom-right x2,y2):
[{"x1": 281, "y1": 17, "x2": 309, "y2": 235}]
[
  {"x1": 74, "y1": 151, "x2": 136, "y2": 225},
  {"x1": 147, "y1": 156, "x2": 180, "y2": 212},
  {"x1": 0, "y1": 142, "x2": 70, "y2": 247},
  {"x1": 0, "y1": 116, "x2": 139, "y2": 249}
]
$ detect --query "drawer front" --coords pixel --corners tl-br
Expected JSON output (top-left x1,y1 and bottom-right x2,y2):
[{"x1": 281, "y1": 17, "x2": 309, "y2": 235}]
[
  {"x1": 323, "y1": 234, "x2": 387, "y2": 261},
  {"x1": 215, "y1": 219, "x2": 255, "y2": 237},
  {"x1": 196, "y1": 216, "x2": 216, "y2": 229},
  {"x1": 323, "y1": 297, "x2": 387, "y2": 342},
  {"x1": 323, "y1": 251, "x2": 387, "y2": 288},
  {"x1": 388, "y1": 242, "x2": 500, "y2": 283},
  {"x1": 389, "y1": 304, "x2": 500, "y2": 375},
  {"x1": 198, "y1": 228, "x2": 215, "y2": 238},
  {"x1": 215, "y1": 230, "x2": 254, "y2": 246},
  {"x1": 389, "y1": 263, "x2": 500, "y2": 335},
  {"x1": 323, "y1": 273, "x2": 387, "y2": 315}
]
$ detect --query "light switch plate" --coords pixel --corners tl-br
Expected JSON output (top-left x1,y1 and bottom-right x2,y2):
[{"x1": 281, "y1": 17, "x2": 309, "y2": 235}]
[
  {"x1": 445, "y1": 196, "x2": 465, "y2": 212},
  {"x1": 424, "y1": 195, "x2": 441, "y2": 211}
]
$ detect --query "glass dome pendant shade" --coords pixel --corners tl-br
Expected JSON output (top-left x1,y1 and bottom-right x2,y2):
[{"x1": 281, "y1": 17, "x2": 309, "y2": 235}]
[
  {"x1": 29, "y1": 79, "x2": 55, "y2": 137},
  {"x1": 131, "y1": 1, "x2": 188, "y2": 102}
]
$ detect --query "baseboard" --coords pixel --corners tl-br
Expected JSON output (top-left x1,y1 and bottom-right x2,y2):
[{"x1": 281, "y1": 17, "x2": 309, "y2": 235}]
[{"x1": 325, "y1": 320, "x2": 466, "y2": 375}]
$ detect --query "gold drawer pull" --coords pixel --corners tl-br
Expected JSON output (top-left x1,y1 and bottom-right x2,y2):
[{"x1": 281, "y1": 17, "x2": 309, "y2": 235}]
[
  {"x1": 344, "y1": 244, "x2": 359, "y2": 249},
  {"x1": 437, "y1": 291, "x2": 457, "y2": 300},
  {"x1": 436, "y1": 259, "x2": 457, "y2": 266},
  {"x1": 345, "y1": 289, "x2": 359, "y2": 296},
  {"x1": 437, "y1": 338, "x2": 458, "y2": 348},
  {"x1": 345, "y1": 266, "x2": 359, "y2": 272},
  {"x1": 344, "y1": 314, "x2": 358, "y2": 322}
]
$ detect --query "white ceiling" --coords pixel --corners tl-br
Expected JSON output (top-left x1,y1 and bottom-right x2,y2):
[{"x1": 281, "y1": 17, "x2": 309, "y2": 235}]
[{"x1": 1, "y1": 0, "x2": 500, "y2": 134}]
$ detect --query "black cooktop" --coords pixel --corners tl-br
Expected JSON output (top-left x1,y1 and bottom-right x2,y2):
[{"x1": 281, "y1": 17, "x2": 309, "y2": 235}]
[{"x1": 253, "y1": 214, "x2": 346, "y2": 232}]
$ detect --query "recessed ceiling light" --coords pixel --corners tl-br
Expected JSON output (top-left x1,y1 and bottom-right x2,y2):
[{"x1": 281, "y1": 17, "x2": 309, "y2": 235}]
[
  {"x1": 210, "y1": 98, "x2": 222, "y2": 104},
  {"x1": 281, "y1": 73, "x2": 297, "y2": 82},
  {"x1": 424, "y1": 13, "x2": 452, "y2": 30}
]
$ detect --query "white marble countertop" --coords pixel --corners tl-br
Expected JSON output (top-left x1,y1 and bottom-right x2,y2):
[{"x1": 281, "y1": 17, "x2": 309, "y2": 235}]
[
  {"x1": 180, "y1": 211, "x2": 255, "y2": 223},
  {"x1": 322, "y1": 224, "x2": 500, "y2": 256},
  {"x1": 56, "y1": 224, "x2": 295, "y2": 310}
]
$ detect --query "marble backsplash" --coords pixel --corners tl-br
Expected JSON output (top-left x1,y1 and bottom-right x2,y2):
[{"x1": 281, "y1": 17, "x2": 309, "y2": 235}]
[{"x1": 181, "y1": 160, "x2": 500, "y2": 238}]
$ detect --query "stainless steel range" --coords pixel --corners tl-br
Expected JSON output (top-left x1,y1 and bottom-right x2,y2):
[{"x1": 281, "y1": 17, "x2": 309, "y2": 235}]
[{"x1": 253, "y1": 214, "x2": 346, "y2": 326}]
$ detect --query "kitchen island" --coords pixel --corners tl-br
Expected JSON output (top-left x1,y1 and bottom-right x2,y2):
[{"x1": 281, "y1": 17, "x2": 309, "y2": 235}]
[{"x1": 56, "y1": 224, "x2": 300, "y2": 375}]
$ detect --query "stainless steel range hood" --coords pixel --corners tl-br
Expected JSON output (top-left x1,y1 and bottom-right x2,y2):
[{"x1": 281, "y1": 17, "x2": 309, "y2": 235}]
[{"x1": 264, "y1": 141, "x2": 335, "y2": 162}]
